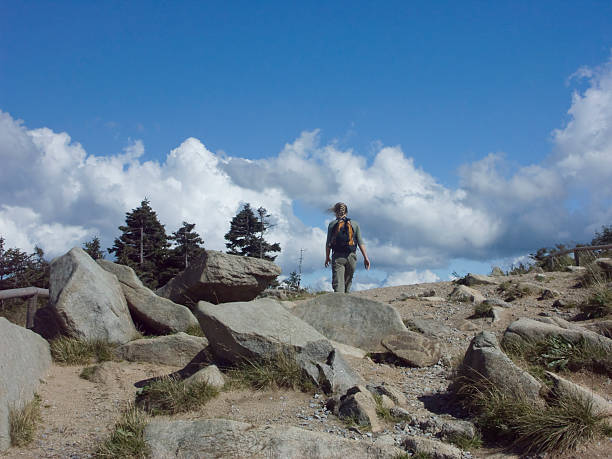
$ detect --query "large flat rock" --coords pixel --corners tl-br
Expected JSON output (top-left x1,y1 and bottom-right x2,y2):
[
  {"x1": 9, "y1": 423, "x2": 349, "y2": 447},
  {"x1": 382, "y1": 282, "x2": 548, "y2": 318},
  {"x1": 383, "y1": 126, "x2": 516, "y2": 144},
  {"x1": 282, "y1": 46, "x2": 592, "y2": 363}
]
[
  {"x1": 49, "y1": 247, "x2": 137, "y2": 344},
  {"x1": 157, "y1": 250, "x2": 281, "y2": 304},
  {"x1": 97, "y1": 259, "x2": 199, "y2": 335},
  {"x1": 0, "y1": 318, "x2": 52, "y2": 451},
  {"x1": 114, "y1": 332, "x2": 208, "y2": 367},
  {"x1": 291, "y1": 293, "x2": 407, "y2": 351},
  {"x1": 144, "y1": 418, "x2": 402, "y2": 458},
  {"x1": 195, "y1": 298, "x2": 363, "y2": 394}
]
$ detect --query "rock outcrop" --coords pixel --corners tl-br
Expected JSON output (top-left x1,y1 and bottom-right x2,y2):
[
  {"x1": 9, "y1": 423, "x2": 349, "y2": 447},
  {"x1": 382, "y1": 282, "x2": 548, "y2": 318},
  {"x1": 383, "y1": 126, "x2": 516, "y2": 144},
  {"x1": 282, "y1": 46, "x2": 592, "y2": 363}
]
[
  {"x1": 291, "y1": 293, "x2": 407, "y2": 351},
  {"x1": 48, "y1": 248, "x2": 137, "y2": 344},
  {"x1": 449, "y1": 285, "x2": 485, "y2": 304},
  {"x1": 194, "y1": 298, "x2": 363, "y2": 394},
  {"x1": 144, "y1": 418, "x2": 402, "y2": 458},
  {"x1": 459, "y1": 331, "x2": 542, "y2": 402},
  {"x1": 97, "y1": 259, "x2": 199, "y2": 334},
  {"x1": 503, "y1": 317, "x2": 612, "y2": 353},
  {"x1": 0, "y1": 318, "x2": 52, "y2": 451},
  {"x1": 156, "y1": 250, "x2": 281, "y2": 304},
  {"x1": 381, "y1": 331, "x2": 442, "y2": 367}
]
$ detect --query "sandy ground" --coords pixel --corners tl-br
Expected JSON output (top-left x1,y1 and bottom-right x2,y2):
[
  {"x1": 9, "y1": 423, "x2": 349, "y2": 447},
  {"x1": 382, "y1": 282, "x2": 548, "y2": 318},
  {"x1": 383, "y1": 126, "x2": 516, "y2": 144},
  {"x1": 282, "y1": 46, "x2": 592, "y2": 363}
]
[{"x1": 2, "y1": 270, "x2": 611, "y2": 458}]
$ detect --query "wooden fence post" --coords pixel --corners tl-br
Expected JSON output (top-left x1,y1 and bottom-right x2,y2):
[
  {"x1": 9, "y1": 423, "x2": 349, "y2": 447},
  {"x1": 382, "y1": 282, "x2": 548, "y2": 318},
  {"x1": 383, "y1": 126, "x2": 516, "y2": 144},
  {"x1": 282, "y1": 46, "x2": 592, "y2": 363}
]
[
  {"x1": 26, "y1": 294, "x2": 38, "y2": 329},
  {"x1": 574, "y1": 251, "x2": 580, "y2": 266}
]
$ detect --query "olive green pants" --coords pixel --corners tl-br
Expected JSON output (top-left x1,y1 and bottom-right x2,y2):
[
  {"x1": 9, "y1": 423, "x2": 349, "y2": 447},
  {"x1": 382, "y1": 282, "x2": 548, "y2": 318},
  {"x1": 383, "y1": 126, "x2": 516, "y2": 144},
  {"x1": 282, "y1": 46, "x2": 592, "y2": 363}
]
[{"x1": 332, "y1": 252, "x2": 357, "y2": 293}]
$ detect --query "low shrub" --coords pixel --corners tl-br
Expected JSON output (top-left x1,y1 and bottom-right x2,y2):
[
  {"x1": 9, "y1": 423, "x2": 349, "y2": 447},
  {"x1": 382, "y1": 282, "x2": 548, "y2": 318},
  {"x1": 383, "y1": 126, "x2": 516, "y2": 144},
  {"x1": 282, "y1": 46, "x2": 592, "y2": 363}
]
[
  {"x1": 578, "y1": 287, "x2": 612, "y2": 319},
  {"x1": 496, "y1": 282, "x2": 531, "y2": 302},
  {"x1": 79, "y1": 366, "x2": 97, "y2": 381},
  {"x1": 50, "y1": 337, "x2": 116, "y2": 365},
  {"x1": 473, "y1": 303, "x2": 494, "y2": 318},
  {"x1": 227, "y1": 350, "x2": 315, "y2": 392},
  {"x1": 135, "y1": 375, "x2": 218, "y2": 415},
  {"x1": 373, "y1": 394, "x2": 409, "y2": 423},
  {"x1": 9, "y1": 394, "x2": 41, "y2": 447},
  {"x1": 94, "y1": 402, "x2": 149, "y2": 458}
]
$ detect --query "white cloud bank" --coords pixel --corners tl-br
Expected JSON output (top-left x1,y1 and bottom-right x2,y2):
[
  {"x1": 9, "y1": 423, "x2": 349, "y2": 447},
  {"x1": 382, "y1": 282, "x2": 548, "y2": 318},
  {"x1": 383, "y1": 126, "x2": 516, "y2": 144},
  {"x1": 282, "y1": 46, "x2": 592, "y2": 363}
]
[{"x1": 2, "y1": 54, "x2": 612, "y2": 288}]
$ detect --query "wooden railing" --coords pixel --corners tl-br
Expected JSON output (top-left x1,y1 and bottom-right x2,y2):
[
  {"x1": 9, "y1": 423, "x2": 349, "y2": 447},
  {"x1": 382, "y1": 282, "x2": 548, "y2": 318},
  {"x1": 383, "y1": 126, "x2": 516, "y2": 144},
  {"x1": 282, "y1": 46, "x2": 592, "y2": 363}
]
[
  {"x1": 0, "y1": 287, "x2": 49, "y2": 329},
  {"x1": 542, "y1": 244, "x2": 612, "y2": 268}
]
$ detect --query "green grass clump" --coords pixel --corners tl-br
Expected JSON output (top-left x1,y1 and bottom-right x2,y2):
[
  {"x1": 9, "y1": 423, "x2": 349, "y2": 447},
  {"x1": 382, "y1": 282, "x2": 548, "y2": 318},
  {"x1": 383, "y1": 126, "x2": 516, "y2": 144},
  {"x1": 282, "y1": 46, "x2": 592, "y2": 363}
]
[
  {"x1": 447, "y1": 431, "x2": 483, "y2": 450},
  {"x1": 9, "y1": 394, "x2": 41, "y2": 447},
  {"x1": 502, "y1": 335, "x2": 611, "y2": 374},
  {"x1": 496, "y1": 281, "x2": 531, "y2": 302},
  {"x1": 578, "y1": 288, "x2": 612, "y2": 319},
  {"x1": 94, "y1": 402, "x2": 149, "y2": 458},
  {"x1": 135, "y1": 375, "x2": 218, "y2": 415},
  {"x1": 473, "y1": 303, "x2": 494, "y2": 318},
  {"x1": 184, "y1": 324, "x2": 205, "y2": 337},
  {"x1": 373, "y1": 394, "x2": 409, "y2": 423},
  {"x1": 227, "y1": 350, "x2": 315, "y2": 392},
  {"x1": 453, "y1": 372, "x2": 610, "y2": 454},
  {"x1": 50, "y1": 337, "x2": 116, "y2": 365}
]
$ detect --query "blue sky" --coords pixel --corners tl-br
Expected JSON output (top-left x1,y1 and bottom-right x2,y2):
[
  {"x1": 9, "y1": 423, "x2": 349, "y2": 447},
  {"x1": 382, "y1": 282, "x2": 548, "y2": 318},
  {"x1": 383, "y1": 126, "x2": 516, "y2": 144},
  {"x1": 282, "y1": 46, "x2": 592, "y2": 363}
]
[{"x1": 2, "y1": 1, "x2": 612, "y2": 289}]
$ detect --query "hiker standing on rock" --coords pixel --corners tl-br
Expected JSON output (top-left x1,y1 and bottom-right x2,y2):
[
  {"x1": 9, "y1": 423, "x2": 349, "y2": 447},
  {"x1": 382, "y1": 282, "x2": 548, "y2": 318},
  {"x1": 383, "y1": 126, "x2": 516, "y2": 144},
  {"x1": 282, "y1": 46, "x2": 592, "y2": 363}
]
[{"x1": 325, "y1": 202, "x2": 370, "y2": 293}]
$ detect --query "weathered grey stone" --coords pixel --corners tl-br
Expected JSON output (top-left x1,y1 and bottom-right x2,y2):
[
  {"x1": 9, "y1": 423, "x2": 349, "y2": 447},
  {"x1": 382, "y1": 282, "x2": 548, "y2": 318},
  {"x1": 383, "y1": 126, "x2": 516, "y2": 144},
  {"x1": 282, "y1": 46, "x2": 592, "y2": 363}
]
[
  {"x1": 184, "y1": 365, "x2": 225, "y2": 389},
  {"x1": 583, "y1": 320, "x2": 612, "y2": 338},
  {"x1": 389, "y1": 406, "x2": 412, "y2": 420},
  {"x1": 114, "y1": 332, "x2": 208, "y2": 367},
  {"x1": 381, "y1": 331, "x2": 441, "y2": 367},
  {"x1": 329, "y1": 340, "x2": 367, "y2": 359},
  {"x1": 491, "y1": 266, "x2": 505, "y2": 276},
  {"x1": 503, "y1": 317, "x2": 612, "y2": 353},
  {"x1": 460, "y1": 331, "x2": 542, "y2": 402},
  {"x1": 0, "y1": 318, "x2": 52, "y2": 451},
  {"x1": 81, "y1": 361, "x2": 125, "y2": 386},
  {"x1": 195, "y1": 299, "x2": 363, "y2": 394},
  {"x1": 97, "y1": 260, "x2": 199, "y2": 335},
  {"x1": 422, "y1": 296, "x2": 445, "y2": 303},
  {"x1": 461, "y1": 273, "x2": 499, "y2": 286},
  {"x1": 291, "y1": 293, "x2": 406, "y2": 352},
  {"x1": 439, "y1": 419, "x2": 477, "y2": 441},
  {"x1": 405, "y1": 319, "x2": 451, "y2": 338},
  {"x1": 157, "y1": 250, "x2": 281, "y2": 304},
  {"x1": 338, "y1": 386, "x2": 383, "y2": 432},
  {"x1": 546, "y1": 372, "x2": 612, "y2": 420},
  {"x1": 144, "y1": 418, "x2": 402, "y2": 458},
  {"x1": 535, "y1": 273, "x2": 547, "y2": 281},
  {"x1": 596, "y1": 258, "x2": 612, "y2": 272},
  {"x1": 449, "y1": 285, "x2": 485, "y2": 304},
  {"x1": 401, "y1": 435, "x2": 462, "y2": 459},
  {"x1": 368, "y1": 383, "x2": 408, "y2": 407},
  {"x1": 482, "y1": 298, "x2": 512, "y2": 308},
  {"x1": 538, "y1": 288, "x2": 559, "y2": 300},
  {"x1": 49, "y1": 247, "x2": 137, "y2": 344}
]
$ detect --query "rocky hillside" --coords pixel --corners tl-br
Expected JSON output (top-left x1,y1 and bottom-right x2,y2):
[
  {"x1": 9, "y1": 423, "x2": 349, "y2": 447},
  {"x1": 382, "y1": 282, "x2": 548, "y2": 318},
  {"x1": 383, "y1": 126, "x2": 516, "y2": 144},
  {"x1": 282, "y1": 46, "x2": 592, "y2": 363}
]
[{"x1": 1, "y1": 249, "x2": 611, "y2": 458}]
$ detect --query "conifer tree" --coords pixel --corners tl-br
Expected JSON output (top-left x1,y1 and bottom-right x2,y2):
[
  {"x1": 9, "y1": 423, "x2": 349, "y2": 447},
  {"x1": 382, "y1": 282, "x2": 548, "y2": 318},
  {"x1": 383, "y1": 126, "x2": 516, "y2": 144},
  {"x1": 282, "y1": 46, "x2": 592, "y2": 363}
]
[
  {"x1": 225, "y1": 203, "x2": 281, "y2": 261},
  {"x1": 83, "y1": 236, "x2": 105, "y2": 260},
  {"x1": 108, "y1": 199, "x2": 170, "y2": 288},
  {"x1": 168, "y1": 221, "x2": 205, "y2": 269}
]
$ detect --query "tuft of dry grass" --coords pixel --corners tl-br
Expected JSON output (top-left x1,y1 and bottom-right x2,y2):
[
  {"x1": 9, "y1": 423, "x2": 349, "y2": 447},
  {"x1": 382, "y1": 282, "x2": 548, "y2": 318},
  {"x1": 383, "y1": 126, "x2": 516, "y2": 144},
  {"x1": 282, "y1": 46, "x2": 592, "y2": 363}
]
[
  {"x1": 50, "y1": 337, "x2": 116, "y2": 365},
  {"x1": 183, "y1": 324, "x2": 205, "y2": 337},
  {"x1": 452, "y1": 370, "x2": 610, "y2": 454},
  {"x1": 502, "y1": 334, "x2": 611, "y2": 375},
  {"x1": 94, "y1": 402, "x2": 149, "y2": 458},
  {"x1": 135, "y1": 375, "x2": 218, "y2": 416},
  {"x1": 226, "y1": 349, "x2": 315, "y2": 392},
  {"x1": 9, "y1": 394, "x2": 41, "y2": 447}
]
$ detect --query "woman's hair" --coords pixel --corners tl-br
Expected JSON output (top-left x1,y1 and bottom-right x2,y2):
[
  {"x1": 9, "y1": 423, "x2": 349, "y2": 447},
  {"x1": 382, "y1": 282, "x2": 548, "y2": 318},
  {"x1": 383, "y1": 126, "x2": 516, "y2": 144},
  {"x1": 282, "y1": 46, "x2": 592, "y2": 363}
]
[{"x1": 328, "y1": 202, "x2": 347, "y2": 217}]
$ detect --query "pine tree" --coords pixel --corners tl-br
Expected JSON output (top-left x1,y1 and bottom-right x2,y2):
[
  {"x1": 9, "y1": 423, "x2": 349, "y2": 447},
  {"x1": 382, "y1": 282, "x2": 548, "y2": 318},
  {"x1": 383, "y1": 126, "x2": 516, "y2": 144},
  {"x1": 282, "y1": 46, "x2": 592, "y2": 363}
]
[
  {"x1": 168, "y1": 222, "x2": 205, "y2": 269},
  {"x1": 108, "y1": 199, "x2": 170, "y2": 288},
  {"x1": 225, "y1": 203, "x2": 281, "y2": 261},
  {"x1": 83, "y1": 236, "x2": 105, "y2": 260},
  {"x1": 592, "y1": 225, "x2": 612, "y2": 246}
]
